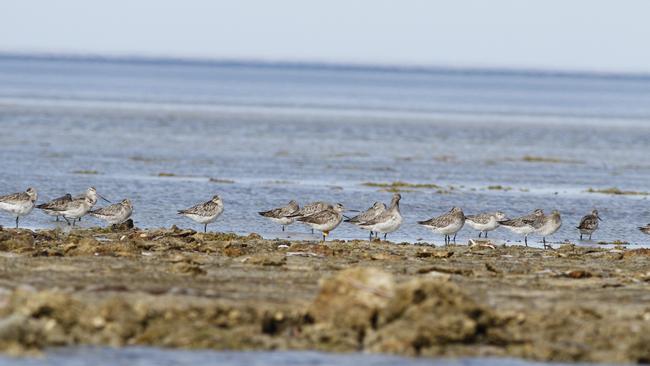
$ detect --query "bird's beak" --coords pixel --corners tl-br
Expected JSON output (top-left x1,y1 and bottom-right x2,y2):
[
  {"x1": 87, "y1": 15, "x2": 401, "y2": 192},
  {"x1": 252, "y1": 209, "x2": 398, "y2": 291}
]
[
  {"x1": 598, "y1": 216, "x2": 603, "y2": 221},
  {"x1": 98, "y1": 193, "x2": 111, "y2": 203},
  {"x1": 347, "y1": 209, "x2": 360, "y2": 213},
  {"x1": 342, "y1": 215, "x2": 351, "y2": 220}
]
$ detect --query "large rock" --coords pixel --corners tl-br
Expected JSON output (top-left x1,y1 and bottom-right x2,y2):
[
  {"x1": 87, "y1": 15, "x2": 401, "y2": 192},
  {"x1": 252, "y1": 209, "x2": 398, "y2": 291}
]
[
  {"x1": 364, "y1": 277, "x2": 496, "y2": 355},
  {"x1": 308, "y1": 267, "x2": 395, "y2": 331},
  {"x1": 0, "y1": 230, "x2": 34, "y2": 252},
  {"x1": 307, "y1": 267, "x2": 499, "y2": 356},
  {"x1": 111, "y1": 219, "x2": 134, "y2": 231}
]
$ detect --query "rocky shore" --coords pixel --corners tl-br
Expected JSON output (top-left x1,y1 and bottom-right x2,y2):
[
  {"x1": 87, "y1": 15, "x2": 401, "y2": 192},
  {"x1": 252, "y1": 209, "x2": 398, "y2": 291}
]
[{"x1": 0, "y1": 226, "x2": 648, "y2": 363}]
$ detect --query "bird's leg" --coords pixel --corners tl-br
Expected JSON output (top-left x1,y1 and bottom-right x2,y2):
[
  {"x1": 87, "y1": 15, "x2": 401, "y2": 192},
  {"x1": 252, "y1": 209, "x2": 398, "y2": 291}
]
[
  {"x1": 485, "y1": 231, "x2": 488, "y2": 238},
  {"x1": 204, "y1": 224, "x2": 207, "y2": 233},
  {"x1": 56, "y1": 216, "x2": 59, "y2": 222},
  {"x1": 282, "y1": 225, "x2": 285, "y2": 232},
  {"x1": 15, "y1": 216, "x2": 19, "y2": 229},
  {"x1": 383, "y1": 233, "x2": 387, "y2": 240},
  {"x1": 580, "y1": 234, "x2": 583, "y2": 240},
  {"x1": 589, "y1": 234, "x2": 592, "y2": 240},
  {"x1": 72, "y1": 219, "x2": 76, "y2": 227},
  {"x1": 63, "y1": 216, "x2": 71, "y2": 226},
  {"x1": 453, "y1": 233, "x2": 457, "y2": 243},
  {"x1": 311, "y1": 229, "x2": 314, "y2": 234},
  {"x1": 369, "y1": 231, "x2": 373, "y2": 241},
  {"x1": 524, "y1": 235, "x2": 528, "y2": 246},
  {"x1": 478, "y1": 231, "x2": 482, "y2": 238}
]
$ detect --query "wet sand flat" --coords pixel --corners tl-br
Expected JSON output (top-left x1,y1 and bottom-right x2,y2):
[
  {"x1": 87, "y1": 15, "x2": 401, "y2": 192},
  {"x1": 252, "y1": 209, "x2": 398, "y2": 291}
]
[{"x1": 0, "y1": 226, "x2": 648, "y2": 363}]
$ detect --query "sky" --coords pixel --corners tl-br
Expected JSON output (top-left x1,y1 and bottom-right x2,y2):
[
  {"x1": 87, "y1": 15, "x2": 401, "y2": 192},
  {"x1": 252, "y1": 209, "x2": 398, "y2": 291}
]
[{"x1": 2, "y1": 0, "x2": 650, "y2": 73}]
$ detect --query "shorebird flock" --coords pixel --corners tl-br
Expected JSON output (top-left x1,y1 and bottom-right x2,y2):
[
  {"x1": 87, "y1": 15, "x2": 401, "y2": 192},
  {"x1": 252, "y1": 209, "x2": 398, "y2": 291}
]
[{"x1": 0, "y1": 187, "x2": 647, "y2": 246}]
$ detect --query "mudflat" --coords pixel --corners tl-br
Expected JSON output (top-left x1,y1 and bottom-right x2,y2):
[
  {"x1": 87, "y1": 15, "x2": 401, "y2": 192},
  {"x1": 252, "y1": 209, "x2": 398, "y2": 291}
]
[{"x1": 0, "y1": 226, "x2": 648, "y2": 363}]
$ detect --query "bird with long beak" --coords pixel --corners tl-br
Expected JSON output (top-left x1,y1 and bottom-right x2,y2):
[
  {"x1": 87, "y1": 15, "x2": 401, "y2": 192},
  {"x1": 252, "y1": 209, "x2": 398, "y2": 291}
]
[
  {"x1": 577, "y1": 209, "x2": 602, "y2": 240},
  {"x1": 357, "y1": 193, "x2": 403, "y2": 241},
  {"x1": 48, "y1": 187, "x2": 110, "y2": 226},
  {"x1": 345, "y1": 201, "x2": 386, "y2": 240},
  {"x1": 297, "y1": 203, "x2": 345, "y2": 241},
  {"x1": 178, "y1": 195, "x2": 224, "y2": 233},
  {"x1": 258, "y1": 200, "x2": 300, "y2": 232},
  {"x1": 418, "y1": 206, "x2": 465, "y2": 245},
  {"x1": 0, "y1": 187, "x2": 38, "y2": 228},
  {"x1": 533, "y1": 210, "x2": 562, "y2": 249}
]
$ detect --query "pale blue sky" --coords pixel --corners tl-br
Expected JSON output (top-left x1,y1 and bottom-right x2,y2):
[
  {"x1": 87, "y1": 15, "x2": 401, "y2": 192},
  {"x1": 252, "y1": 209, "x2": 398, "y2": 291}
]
[{"x1": 2, "y1": 0, "x2": 650, "y2": 73}]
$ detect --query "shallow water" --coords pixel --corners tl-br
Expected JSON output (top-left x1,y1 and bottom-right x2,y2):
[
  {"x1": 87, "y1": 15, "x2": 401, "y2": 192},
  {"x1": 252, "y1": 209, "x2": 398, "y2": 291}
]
[
  {"x1": 1, "y1": 55, "x2": 650, "y2": 247},
  {"x1": 0, "y1": 348, "x2": 611, "y2": 366}
]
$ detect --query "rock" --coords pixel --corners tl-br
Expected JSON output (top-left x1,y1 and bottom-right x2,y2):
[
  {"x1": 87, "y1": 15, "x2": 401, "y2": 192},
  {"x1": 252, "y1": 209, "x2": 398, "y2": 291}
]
[
  {"x1": 308, "y1": 267, "x2": 395, "y2": 331},
  {"x1": 170, "y1": 225, "x2": 196, "y2": 237},
  {"x1": 307, "y1": 269, "x2": 500, "y2": 356},
  {"x1": 0, "y1": 231, "x2": 34, "y2": 252},
  {"x1": 110, "y1": 219, "x2": 134, "y2": 231},
  {"x1": 247, "y1": 254, "x2": 286, "y2": 266},
  {"x1": 432, "y1": 250, "x2": 454, "y2": 258},
  {"x1": 171, "y1": 262, "x2": 207, "y2": 276},
  {"x1": 63, "y1": 243, "x2": 77, "y2": 253},
  {"x1": 627, "y1": 330, "x2": 650, "y2": 363},
  {"x1": 0, "y1": 289, "x2": 80, "y2": 350},
  {"x1": 168, "y1": 254, "x2": 193, "y2": 263},
  {"x1": 364, "y1": 277, "x2": 496, "y2": 355},
  {"x1": 416, "y1": 265, "x2": 473, "y2": 276},
  {"x1": 288, "y1": 243, "x2": 334, "y2": 257},
  {"x1": 415, "y1": 250, "x2": 432, "y2": 258},
  {"x1": 623, "y1": 249, "x2": 650, "y2": 258},
  {"x1": 0, "y1": 314, "x2": 29, "y2": 345},
  {"x1": 563, "y1": 270, "x2": 592, "y2": 279},
  {"x1": 246, "y1": 233, "x2": 263, "y2": 240},
  {"x1": 70, "y1": 237, "x2": 102, "y2": 255}
]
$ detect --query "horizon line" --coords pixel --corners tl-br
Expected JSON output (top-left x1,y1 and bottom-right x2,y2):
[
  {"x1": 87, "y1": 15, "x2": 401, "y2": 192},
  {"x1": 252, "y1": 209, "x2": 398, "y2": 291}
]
[{"x1": 2, "y1": 51, "x2": 650, "y2": 80}]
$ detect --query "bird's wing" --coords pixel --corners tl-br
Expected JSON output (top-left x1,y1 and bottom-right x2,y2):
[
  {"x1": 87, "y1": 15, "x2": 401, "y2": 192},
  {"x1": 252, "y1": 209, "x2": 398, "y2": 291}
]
[
  {"x1": 259, "y1": 207, "x2": 282, "y2": 218},
  {"x1": 466, "y1": 213, "x2": 490, "y2": 224},
  {"x1": 419, "y1": 213, "x2": 451, "y2": 227},
  {"x1": 0, "y1": 192, "x2": 29, "y2": 205},
  {"x1": 577, "y1": 215, "x2": 596, "y2": 229},
  {"x1": 179, "y1": 200, "x2": 211, "y2": 215},
  {"x1": 37, "y1": 194, "x2": 72, "y2": 209},
  {"x1": 278, "y1": 204, "x2": 300, "y2": 217},
  {"x1": 297, "y1": 210, "x2": 335, "y2": 224},
  {"x1": 90, "y1": 203, "x2": 121, "y2": 216}
]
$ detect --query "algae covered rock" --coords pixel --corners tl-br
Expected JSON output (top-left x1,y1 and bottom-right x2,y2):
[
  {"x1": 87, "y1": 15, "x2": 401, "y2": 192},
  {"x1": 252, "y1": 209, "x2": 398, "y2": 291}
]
[
  {"x1": 110, "y1": 219, "x2": 134, "y2": 231},
  {"x1": 0, "y1": 230, "x2": 34, "y2": 252},
  {"x1": 307, "y1": 267, "x2": 499, "y2": 356},
  {"x1": 308, "y1": 267, "x2": 395, "y2": 331},
  {"x1": 365, "y1": 277, "x2": 496, "y2": 355}
]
